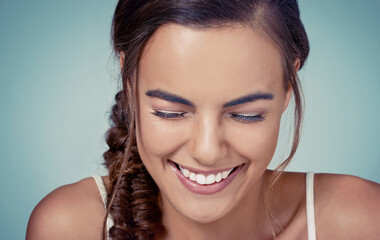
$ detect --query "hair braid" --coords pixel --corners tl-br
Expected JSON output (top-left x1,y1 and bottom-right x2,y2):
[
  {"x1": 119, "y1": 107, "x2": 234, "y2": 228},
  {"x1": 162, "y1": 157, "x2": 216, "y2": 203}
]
[{"x1": 103, "y1": 91, "x2": 164, "y2": 240}]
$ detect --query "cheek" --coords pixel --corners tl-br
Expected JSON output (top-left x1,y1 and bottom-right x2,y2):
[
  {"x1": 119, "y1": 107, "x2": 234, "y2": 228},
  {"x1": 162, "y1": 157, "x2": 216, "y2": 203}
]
[
  {"x1": 136, "y1": 109, "x2": 189, "y2": 160},
  {"x1": 227, "y1": 118, "x2": 281, "y2": 164}
]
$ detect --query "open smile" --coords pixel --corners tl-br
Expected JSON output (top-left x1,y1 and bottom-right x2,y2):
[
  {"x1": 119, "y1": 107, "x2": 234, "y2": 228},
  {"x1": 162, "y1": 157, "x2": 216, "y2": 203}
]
[{"x1": 168, "y1": 160, "x2": 245, "y2": 194}]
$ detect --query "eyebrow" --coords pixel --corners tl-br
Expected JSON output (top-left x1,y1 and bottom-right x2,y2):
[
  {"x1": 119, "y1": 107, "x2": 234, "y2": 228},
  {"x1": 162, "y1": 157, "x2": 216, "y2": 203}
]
[
  {"x1": 222, "y1": 92, "x2": 274, "y2": 107},
  {"x1": 146, "y1": 89, "x2": 194, "y2": 107},
  {"x1": 145, "y1": 89, "x2": 274, "y2": 107}
]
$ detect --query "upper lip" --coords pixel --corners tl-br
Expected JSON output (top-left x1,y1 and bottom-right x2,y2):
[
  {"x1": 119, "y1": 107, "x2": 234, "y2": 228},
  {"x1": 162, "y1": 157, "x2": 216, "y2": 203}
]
[{"x1": 169, "y1": 159, "x2": 244, "y2": 175}]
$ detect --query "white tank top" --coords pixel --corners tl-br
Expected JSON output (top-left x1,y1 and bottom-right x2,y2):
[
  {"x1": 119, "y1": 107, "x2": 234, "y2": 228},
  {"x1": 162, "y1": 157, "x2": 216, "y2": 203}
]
[
  {"x1": 306, "y1": 171, "x2": 317, "y2": 240},
  {"x1": 92, "y1": 175, "x2": 114, "y2": 239},
  {"x1": 92, "y1": 172, "x2": 317, "y2": 239}
]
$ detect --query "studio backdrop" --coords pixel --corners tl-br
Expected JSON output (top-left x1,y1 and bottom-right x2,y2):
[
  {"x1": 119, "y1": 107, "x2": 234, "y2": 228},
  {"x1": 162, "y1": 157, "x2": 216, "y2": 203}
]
[{"x1": 0, "y1": 0, "x2": 379, "y2": 239}]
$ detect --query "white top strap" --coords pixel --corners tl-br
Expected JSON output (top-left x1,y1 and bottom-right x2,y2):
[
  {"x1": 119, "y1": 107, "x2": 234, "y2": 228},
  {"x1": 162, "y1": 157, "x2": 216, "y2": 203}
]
[
  {"x1": 306, "y1": 172, "x2": 317, "y2": 240},
  {"x1": 92, "y1": 175, "x2": 108, "y2": 208},
  {"x1": 91, "y1": 175, "x2": 114, "y2": 240}
]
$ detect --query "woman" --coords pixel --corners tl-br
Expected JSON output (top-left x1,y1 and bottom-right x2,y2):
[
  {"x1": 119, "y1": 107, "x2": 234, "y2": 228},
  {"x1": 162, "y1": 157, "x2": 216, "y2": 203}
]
[{"x1": 26, "y1": 0, "x2": 380, "y2": 239}]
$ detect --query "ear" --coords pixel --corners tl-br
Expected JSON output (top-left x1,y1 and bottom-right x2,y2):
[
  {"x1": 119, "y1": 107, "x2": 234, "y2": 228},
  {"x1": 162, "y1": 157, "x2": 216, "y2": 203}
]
[
  {"x1": 119, "y1": 51, "x2": 125, "y2": 69},
  {"x1": 282, "y1": 58, "x2": 301, "y2": 113},
  {"x1": 294, "y1": 58, "x2": 301, "y2": 72}
]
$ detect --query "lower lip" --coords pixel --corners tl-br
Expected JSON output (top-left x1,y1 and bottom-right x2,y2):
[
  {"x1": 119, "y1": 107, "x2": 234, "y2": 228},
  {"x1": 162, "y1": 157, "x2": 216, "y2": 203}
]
[{"x1": 169, "y1": 161, "x2": 244, "y2": 195}]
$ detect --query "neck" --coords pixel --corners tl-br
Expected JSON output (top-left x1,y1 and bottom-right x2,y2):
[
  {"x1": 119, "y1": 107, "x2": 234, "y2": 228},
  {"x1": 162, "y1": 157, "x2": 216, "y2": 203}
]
[{"x1": 161, "y1": 170, "x2": 275, "y2": 240}]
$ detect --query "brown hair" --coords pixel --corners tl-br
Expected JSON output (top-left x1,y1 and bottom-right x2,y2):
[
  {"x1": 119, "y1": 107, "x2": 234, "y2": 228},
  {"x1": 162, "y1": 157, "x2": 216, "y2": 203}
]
[{"x1": 103, "y1": 0, "x2": 309, "y2": 239}]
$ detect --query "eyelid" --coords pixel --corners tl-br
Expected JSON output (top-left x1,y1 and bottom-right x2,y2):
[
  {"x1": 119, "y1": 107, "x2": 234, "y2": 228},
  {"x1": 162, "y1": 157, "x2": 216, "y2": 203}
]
[
  {"x1": 150, "y1": 109, "x2": 188, "y2": 119},
  {"x1": 226, "y1": 111, "x2": 262, "y2": 117},
  {"x1": 226, "y1": 111, "x2": 265, "y2": 123},
  {"x1": 230, "y1": 112, "x2": 259, "y2": 116},
  {"x1": 149, "y1": 100, "x2": 191, "y2": 112},
  {"x1": 154, "y1": 109, "x2": 185, "y2": 114}
]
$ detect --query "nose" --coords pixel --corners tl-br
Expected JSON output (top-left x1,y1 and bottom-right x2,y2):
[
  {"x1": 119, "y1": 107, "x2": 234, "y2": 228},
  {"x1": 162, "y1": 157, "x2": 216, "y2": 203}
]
[{"x1": 188, "y1": 114, "x2": 227, "y2": 165}]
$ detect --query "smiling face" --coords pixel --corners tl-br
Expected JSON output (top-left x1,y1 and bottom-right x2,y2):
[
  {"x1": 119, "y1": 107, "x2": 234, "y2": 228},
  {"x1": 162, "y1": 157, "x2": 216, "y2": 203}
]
[{"x1": 135, "y1": 24, "x2": 292, "y2": 224}]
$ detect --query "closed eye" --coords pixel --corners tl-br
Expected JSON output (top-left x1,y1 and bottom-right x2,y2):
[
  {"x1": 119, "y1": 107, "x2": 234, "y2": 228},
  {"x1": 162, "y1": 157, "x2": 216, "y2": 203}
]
[
  {"x1": 151, "y1": 110, "x2": 187, "y2": 119},
  {"x1": 227, "y1": 113, "x2": 265, "y2": 123},
  {"x1": 151, "y1": 110, "x2": 265, "y2": 123}
]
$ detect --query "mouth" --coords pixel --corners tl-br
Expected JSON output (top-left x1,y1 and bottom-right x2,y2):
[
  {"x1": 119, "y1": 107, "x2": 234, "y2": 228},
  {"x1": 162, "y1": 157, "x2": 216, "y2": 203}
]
[{"x1": 168, "y1": 160, "x2": 245, "y2": 194}]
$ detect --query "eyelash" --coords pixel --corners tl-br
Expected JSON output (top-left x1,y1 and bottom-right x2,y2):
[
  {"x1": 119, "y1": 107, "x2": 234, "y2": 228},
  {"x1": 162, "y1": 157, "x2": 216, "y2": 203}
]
[
  {"x1": 151, "y1": 110, "x2": 187, "y2": 119},
  {"x1": 151, "y1": 110, "x2": 265, "y2": 123},
  {"x1": 227, "y1": 113, "x2": 265, "y2": 123}
]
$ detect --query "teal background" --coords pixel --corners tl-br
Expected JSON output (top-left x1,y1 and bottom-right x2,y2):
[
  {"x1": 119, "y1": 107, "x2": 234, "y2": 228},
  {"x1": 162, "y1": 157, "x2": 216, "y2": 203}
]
[{"x1": 0, "y1": 0, "x2": 379, "y2": 239}]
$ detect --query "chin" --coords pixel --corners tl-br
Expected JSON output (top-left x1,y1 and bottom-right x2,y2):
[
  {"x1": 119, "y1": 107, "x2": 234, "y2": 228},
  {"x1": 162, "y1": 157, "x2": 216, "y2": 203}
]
[
  {"x1": 173, "y1": 196, "x2": 234, "y2": 224},
  {"x1": 183, "y1": 209, "x2": 227, "y2": 224}
]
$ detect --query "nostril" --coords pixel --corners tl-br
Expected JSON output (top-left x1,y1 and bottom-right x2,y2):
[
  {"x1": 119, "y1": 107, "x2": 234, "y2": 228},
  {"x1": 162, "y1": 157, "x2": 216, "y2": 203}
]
[{"x1": 189, "y1": 141, "x2": 228, "y2": 165}]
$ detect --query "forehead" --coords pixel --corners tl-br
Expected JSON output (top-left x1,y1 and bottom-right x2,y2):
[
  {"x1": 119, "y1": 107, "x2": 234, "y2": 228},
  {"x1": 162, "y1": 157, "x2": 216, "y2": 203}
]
[{"x1": 138, "y1": 24, "x2": 283, "y2": 102}]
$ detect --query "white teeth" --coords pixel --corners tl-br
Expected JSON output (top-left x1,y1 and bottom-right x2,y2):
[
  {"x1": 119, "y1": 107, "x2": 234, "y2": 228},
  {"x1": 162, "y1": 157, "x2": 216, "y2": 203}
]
[
  {"x1": 179, "y1": 165, "x2": 190, "y2": 177},
  {"x1": 183, "y1": 168, "x2": 190, "y2": 177},
  {"x1": 177, "y1": 163, "x2": 236, "y2": 185},
  {"x1": 221, "y1": 170, "x2": 229, "y2": 179},
  {"x1": 196, "y1": 174, "x2": 206, "y2": 185},
  {"x1": 215, "y1": 172, "x2": 222, "y2": 183},
  {"x1": 206, "y1": 174, "x2": 216, "y2": 184},
  {"x1": 189, "y1": 172, "x2": 196, "y2": 181}
]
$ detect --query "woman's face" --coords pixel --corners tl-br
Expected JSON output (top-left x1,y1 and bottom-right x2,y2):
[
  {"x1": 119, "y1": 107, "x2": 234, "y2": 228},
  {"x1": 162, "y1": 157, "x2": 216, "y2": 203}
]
[{"x1": 135, "y1": 24, "x2": 291, "y2": 223}]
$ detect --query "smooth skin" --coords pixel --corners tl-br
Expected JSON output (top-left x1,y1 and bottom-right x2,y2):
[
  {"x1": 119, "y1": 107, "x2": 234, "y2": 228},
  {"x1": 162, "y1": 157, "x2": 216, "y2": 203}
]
[{"x1": 26, "y1": 24, "x2": 380, "y2": 240}]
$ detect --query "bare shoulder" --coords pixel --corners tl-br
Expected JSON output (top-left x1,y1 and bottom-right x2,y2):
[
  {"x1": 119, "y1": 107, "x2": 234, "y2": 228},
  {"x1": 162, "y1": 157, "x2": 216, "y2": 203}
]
[
  {"x1": 314, "y1": 173, "x2": 380, "y2": 239},
  {"x1": 26, "y1": 176, "x2": 108, "y2": 240}
]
